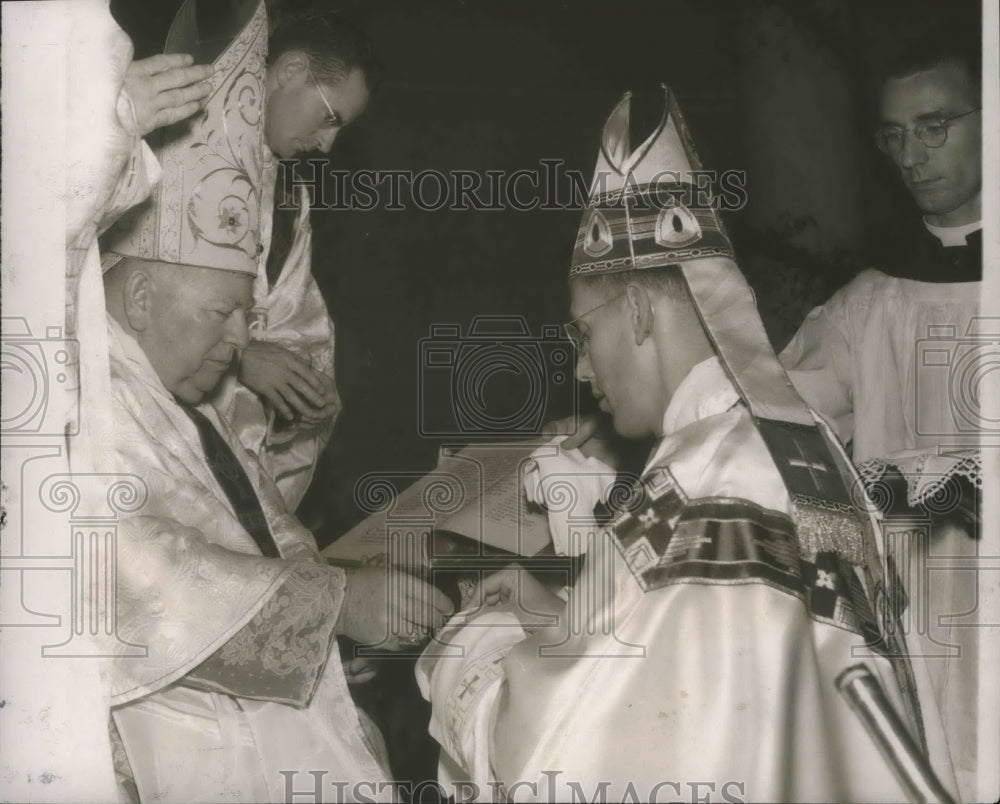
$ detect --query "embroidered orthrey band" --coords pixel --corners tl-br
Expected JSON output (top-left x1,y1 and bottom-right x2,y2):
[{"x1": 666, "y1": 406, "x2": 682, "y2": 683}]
[
  {"x1": 613, "y1": 496, "x2": 880, "y2": 641},
  {"x1": 755, "y1": 418, "x2": 871, "y2": 566}
]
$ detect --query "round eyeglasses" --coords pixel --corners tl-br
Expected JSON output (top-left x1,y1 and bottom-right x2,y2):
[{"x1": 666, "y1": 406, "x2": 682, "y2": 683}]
[
  {"x1": 875, "y1": 107, "x2": 981, "y2": 155},
  {"x1": 562, "y1": 292, "x2": 626, "y2": 356}
]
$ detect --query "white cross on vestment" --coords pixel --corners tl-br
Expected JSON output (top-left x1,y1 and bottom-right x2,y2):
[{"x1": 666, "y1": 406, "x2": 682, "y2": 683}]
[
  {"x1": 639, "y1": 507, "x2": 660, "y2": 528},
  {"x1": 786, "y1": 435, "x2": 831, "y2": 494},
  {"x1": 816, "y1": 569, "x2": 837, "y2": 590}
]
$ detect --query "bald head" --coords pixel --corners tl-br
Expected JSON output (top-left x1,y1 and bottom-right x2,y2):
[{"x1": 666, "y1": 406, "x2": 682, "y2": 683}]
[{"x1": 105, "y1": 258, "x2": 254, "y2": 403}]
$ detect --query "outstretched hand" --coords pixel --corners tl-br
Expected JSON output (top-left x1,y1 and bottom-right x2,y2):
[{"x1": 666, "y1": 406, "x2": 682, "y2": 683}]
[
  {"x1": 238, "y1": 341, "x2": 340, "y2": 425},
  {"x1": 336, "y1": 567, "x2": 454, "y2": 651},
  {"x1": 124, "y1": 53, "x2": 213, "y2": 136}
]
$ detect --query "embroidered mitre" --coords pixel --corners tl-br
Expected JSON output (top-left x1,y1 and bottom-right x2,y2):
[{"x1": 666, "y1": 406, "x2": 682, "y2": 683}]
[
  {"x1": 103, "y1": 0, "x2": 267, "y2": 276},
  {"x1": 570, "y1": 86, "x2": 733, "y2": 278}
]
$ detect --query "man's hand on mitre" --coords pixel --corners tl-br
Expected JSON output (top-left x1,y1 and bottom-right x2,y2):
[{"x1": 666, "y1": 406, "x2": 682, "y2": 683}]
[{"x1": 124, "y1": 54, "x2": 213, "y2": 136}]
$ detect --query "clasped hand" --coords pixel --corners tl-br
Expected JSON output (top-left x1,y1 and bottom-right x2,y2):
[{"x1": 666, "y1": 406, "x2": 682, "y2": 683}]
[
  {"x1": 337, "y1": 567, "x2": 454, "y2": 651},
  {"x1": 239, "y1": 341, "x2": 340, "y2": 426}
]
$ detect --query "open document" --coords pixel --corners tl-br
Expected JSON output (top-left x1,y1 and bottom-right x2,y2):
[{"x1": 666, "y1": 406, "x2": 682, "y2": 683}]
[{"x1": 321, "y1": 440, "x2": 558, "y2": 569}]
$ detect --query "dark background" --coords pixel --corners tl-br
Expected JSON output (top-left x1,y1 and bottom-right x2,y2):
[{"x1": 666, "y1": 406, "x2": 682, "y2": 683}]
[
  {"x1": 111, "y1": 0, "x2": 982, "y2": 789},
  {"x1": 112, "y1": 0, "x2": 982, "y2": 544}
]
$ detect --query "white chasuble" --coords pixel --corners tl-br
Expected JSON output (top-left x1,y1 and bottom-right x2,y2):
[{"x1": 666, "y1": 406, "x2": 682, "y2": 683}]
[{"x1": 419, "y1": 358, "x2": 956, "y2": 803}]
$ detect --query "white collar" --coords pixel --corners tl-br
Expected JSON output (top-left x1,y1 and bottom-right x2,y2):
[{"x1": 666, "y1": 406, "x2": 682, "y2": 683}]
[
  {"x1": 660, "y1": 356, "x2": 740, "y2": 437},
  {"x1": 923, "y1": 218, "x2": 981, "y2": 247}
]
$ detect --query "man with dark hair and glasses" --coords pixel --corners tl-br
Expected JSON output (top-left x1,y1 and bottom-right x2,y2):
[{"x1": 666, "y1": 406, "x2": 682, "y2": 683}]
[
  {"x1": 874, "y1": 32, "x2": 981, "y2": 243},
  {"x1": 780, "y1": 24, "x2": 984, "y2": 801},
  {"x1": 209, "y1": 5, "x2": 379, "y2": 514}
]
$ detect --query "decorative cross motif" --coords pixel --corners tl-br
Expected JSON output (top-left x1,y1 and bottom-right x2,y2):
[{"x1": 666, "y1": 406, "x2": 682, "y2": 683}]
[
  {"x1": 786, "y1": 434, "x2": 831, "y2": 495},
  {"x1": 457, "y1": 673, "x2": 481, "y2": 701},
  {"x1": 816, "y1": 569, "x2": 837, "y2": 590},
  {"x1": 638, "y1": 507, "x2": 660, "y2": 529}
]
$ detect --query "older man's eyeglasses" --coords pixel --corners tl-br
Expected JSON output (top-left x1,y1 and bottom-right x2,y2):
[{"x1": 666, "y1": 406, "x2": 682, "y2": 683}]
[
  {"x1": 306, "y1": 66, "x2": 341, "y2": 128},
  {"x1": 875, "y1": 107, "x2": 981, "y2": 155},
  {"x1": 563, "y1": 293, "x2": 626, "y2": 355}
]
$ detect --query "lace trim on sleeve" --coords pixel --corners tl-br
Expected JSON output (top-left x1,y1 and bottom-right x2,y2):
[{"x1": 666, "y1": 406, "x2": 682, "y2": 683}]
[
  {"x1": 857, "y1": 451, "x2": 982, "y2": 508},
  {"x1": 184, "y1": 561, "x2": 346, "y2": 706}
]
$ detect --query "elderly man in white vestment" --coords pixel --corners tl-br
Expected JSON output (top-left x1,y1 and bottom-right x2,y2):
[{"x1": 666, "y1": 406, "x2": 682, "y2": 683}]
[
  {"x1": 417, "y1": 88, "x2": 959, "y2": 803},
  {"x1": 205, "y1": 6, "x2": 377, "y2": 512},
  {"x1": 100, "y1": 3, "x2": 451, "y2": 801},
  {"x1": 779, "y1": 29, "x2": 985, "y2": 801}
]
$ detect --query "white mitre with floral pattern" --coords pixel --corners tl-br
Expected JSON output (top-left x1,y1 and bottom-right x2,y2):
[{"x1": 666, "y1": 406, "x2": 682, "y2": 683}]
[{"x1": 103, "y1": 0, "x2": 267, "y2": 276}]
